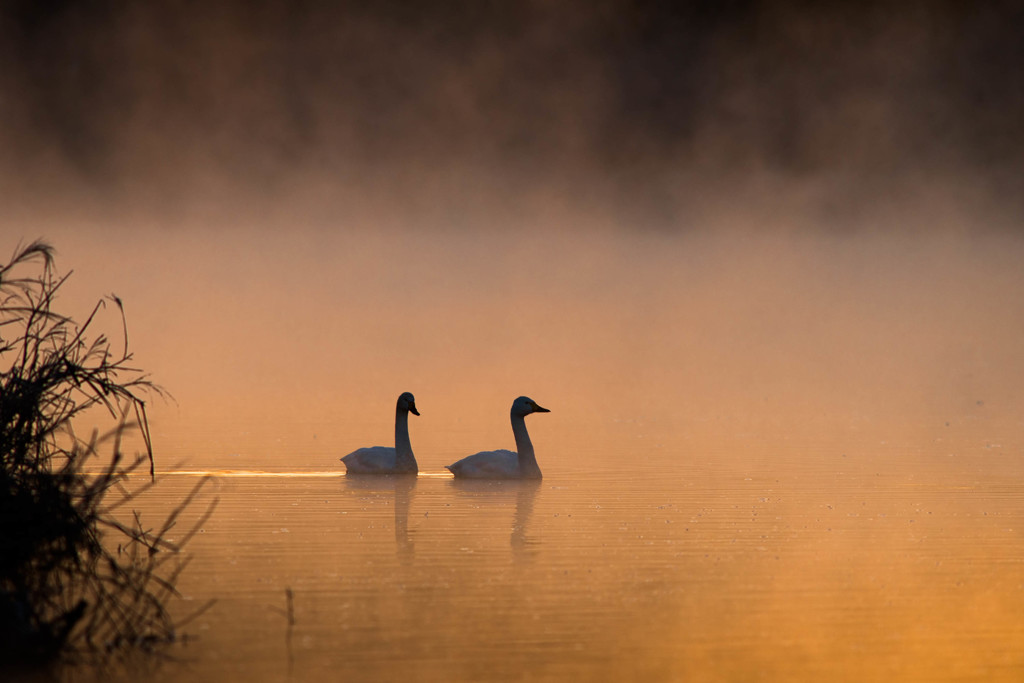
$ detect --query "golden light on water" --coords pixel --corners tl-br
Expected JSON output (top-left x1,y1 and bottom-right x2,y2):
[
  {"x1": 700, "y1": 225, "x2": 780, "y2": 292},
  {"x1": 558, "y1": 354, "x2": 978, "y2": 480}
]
[
  {"x1": 45, "y1": 225, "x2": 1024, "y2": 477},
  {"x1": 18, "y1": 219, "x2": 1024, "y2": 681},
  {"x1": 5, "y1": 3, "x2": 1024, "y2": 680},
  {"x1": 166, "y1": 470, "x2": 454, "y2": 478}
]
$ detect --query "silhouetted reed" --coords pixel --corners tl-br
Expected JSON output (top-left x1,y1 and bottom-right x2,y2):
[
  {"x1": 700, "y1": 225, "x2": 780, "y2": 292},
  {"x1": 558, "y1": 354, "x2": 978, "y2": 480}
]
[{"x1": 0, "y1": 240, "x2": 214, "y2": 669}]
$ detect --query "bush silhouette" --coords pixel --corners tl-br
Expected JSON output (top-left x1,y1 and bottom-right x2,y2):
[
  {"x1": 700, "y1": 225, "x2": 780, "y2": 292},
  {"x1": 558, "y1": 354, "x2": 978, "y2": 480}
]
[{"x1": 0, "y1": 240, "x2": 213, "y2": 668}]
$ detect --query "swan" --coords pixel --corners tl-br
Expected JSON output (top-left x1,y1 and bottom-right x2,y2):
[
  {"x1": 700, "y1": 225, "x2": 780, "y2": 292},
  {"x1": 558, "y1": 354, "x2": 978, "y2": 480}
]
[
  {"x1": 446, "y1": 396, "x2": 550, "y2": 479},
  {"x1": 341, "y1": 392, "x2": 420, "y2": 474}
]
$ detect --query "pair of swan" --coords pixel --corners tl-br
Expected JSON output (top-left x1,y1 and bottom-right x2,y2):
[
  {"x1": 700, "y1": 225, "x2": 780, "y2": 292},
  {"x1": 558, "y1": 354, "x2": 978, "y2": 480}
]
[{"x1": 340, "y1": 393, "x2": 550, "y2": 479}]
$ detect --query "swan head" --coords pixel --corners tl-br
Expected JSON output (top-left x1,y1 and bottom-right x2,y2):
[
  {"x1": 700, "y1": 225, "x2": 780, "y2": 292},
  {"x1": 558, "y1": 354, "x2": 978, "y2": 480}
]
[
  {"x1": 512, "y1": 395, "x2": 550, "y2": 417},
  {"x1": 398, "y1": 392, "x2": 420, "y2": 416}
]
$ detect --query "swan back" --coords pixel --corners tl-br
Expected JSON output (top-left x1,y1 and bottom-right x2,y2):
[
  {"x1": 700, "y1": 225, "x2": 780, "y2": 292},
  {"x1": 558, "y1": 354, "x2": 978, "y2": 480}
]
[
  {"x1": 445, "y1": 449, "x2": 519, "y2": 478},
  {"x1": 343, "y1": 446, "x2": 403, "y2": 474}
]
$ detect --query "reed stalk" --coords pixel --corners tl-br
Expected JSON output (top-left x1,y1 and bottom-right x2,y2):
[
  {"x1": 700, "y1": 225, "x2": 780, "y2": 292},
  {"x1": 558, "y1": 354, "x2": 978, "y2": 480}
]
[{"x1": 0, "y1": 240, "x2": 214, "y2": 669}]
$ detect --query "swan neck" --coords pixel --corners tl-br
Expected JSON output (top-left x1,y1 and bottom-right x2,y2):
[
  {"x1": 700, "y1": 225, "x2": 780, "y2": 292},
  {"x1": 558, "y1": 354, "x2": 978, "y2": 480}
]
[
  {"x1": 394, "y1": 407, "x2": 415, "y2": 467},
  {"x1": 511, "y1": 412, "x2": 541, "y2": 478}
]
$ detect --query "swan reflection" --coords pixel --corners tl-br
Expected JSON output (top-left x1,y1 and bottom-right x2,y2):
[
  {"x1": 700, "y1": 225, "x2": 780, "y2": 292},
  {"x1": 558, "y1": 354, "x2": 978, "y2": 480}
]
[
  {"x1": 342, "y1": 473, "x2": 418, "y2": 563},
  {"x1": 450, "y1": 478, "x2": 541, "y2": 561}
]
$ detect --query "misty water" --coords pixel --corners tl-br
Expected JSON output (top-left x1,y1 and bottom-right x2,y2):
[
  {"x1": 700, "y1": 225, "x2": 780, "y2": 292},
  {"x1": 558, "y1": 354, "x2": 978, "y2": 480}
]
[
  {"x1": 117, "y1": 451, "x2": 1024, "y2": 683},
  {"x1": 6, "y1": 4, "x2": 1024, "y2": 680},
  {"x1": 23, "y1": 226, "x2": 1024, "y2": 682}
]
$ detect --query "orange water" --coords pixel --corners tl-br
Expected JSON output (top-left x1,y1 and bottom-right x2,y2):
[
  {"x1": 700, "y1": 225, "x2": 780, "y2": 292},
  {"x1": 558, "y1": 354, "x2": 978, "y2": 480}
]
[{"x1": 12, "y1": 225, "x2": 1024, "y2": 681}]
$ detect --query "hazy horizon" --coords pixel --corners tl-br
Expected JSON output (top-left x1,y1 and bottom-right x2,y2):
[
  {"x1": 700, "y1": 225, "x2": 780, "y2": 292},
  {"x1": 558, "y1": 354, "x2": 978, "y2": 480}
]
[
  {"x1": 3, "y1": 1, "x2": 1023, "y2": 232},
  {"x1": 5, "y1": 5, "x2": 1024, "y2": 680}
]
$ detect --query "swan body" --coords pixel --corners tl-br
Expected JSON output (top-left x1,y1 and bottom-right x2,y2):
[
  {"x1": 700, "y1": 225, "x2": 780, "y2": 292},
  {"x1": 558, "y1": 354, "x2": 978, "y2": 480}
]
[
  {"x1": 447, "y1": 396, "x2": 549, "y2": 479},
  {"x1": 341, "y1": 392, "x2": 420, "y2": 474}
]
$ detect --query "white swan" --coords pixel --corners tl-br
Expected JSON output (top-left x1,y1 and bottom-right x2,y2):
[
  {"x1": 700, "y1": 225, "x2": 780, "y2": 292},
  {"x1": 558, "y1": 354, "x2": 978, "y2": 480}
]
[
  {"x1": 341, "y1": 392, "x2": 420, "y2": 474},
  {"x1": 446, "y1": 396, "x2": 550, "y2": 479}
]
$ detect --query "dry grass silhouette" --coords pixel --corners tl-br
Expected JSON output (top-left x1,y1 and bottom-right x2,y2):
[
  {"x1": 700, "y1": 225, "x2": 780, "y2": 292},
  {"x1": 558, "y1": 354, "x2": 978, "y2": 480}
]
[{"x1": 1, "y1": 240, "x2": 214, "y2": 669}]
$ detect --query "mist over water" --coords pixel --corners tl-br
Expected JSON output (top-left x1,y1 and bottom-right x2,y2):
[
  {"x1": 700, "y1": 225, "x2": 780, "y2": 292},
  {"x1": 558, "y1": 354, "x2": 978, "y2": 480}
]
[
  {"x1": 4, "y1": 2, "x2": 1024, "y2": 680},
  {"x1": 3, "y1": 0, "x2": 1024, "y2": 226},
  {"x1": 27, "y1": 222, "x2": 1024, "y2": 483}
]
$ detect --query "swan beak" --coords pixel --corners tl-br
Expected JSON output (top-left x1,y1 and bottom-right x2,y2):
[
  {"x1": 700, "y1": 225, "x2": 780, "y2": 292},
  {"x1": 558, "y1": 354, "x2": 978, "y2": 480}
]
[
  {"x1": 410, "y1": 403, "x2": 420, "y2": 416},
  {"x1": 531, "y1": 402, "x2": 550, "y2": 413}
]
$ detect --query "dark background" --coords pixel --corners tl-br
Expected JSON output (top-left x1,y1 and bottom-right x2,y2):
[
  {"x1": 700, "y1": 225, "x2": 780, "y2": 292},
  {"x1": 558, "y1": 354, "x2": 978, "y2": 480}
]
[{"x1": 3, "y1": 0, "x2": 1023, "y2": 228}]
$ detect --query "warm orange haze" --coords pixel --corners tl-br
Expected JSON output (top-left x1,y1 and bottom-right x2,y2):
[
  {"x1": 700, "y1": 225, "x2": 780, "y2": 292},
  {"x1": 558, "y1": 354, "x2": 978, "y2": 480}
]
[
  {"x1": 39, "y1": 223, "x2": 1024, "y2": 479},
  {"x1": 14, "y1": 218, "x2": 1024, "y2": 681},
  {"x1": 4, "y1": 1, "x2": 1024, "y2": 680}
]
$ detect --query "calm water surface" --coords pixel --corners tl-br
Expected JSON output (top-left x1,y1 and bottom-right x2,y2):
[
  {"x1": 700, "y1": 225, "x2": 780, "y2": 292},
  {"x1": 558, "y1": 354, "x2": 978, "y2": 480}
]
[
  {"x1": 67, "y1": 429, "x2": 1024, "y2": 683},
  {"x1": 17, "y1": 230, "x2": 1024, "y2": 681}
]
